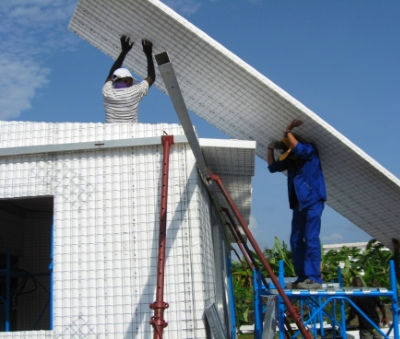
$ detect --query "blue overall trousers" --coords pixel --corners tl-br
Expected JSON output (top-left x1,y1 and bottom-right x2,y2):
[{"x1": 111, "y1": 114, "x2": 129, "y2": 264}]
[
  {"x1": 291, "y1": 201, "x2": 324, "y2": 283},
  {"x1": 268, "y1": 141, "x2": 327, "y2": 284}
]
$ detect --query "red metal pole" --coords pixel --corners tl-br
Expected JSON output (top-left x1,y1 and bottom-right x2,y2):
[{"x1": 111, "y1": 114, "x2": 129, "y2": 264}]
[
  {"x1": 224, "y1": 216, "x2": 253, "y2": 270},
  {"x1": 150, "y1": 135, "x2": 174, "y2": 339},
  {"x1": 210, "y1": 173, "x2": 311, "y2": 339},
  {"x1": 222, "y1": 207, "x2": 271, "y2": 291}
]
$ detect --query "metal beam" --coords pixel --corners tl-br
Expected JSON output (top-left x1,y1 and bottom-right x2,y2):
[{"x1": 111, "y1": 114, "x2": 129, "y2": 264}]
[
  {"x1": 0, "y1": 135, "x2": 188, "y2": 158},
  {"x1": 155, "y1": 52, "x2": 210, "y2": 182}
]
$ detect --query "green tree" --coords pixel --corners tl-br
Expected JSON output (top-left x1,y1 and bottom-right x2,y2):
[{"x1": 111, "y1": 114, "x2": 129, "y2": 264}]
[
  {"x1": 321, "y1": 245, "x2": 362, "y2": 286},
  {"x1": 231, "y1": 237, "x2": 295, "y2": 328},
  {"x1": 321, "y1": 239, "x2": 393, "y2": 288},
  {"x1": 357, "y1": 239, "x2": 392, "y2": 287},
  {"x1": 231, "y1": 259, "x2": 254, "y2": 329},
  {"x1": 263, "y1": 236, "x2": 295, "y2": 277}
]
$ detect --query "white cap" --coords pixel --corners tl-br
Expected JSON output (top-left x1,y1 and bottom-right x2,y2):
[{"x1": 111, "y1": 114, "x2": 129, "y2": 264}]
[{"x1": 112, "y1": 68, "x2": 133, "y2": 81}]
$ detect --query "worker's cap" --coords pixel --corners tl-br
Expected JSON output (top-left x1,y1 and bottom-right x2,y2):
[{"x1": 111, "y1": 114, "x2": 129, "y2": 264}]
[
  {"x1": 112, "y1": 68, "x2": 133, "y2": 81},
  {"x1": 278, "y1": 137, "x2": 292, "y2": 161}
]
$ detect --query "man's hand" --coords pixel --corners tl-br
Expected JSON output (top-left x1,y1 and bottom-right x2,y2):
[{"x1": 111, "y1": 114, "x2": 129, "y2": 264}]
[
  {"x1": 120, "y1": 35, "x2": 134, "y2": 54},
  {"x1": 142, "y1": 39, "x2": 153, "y2": 56},
  {"x1": 287, "y1": 119, "x2": 303, "y2": 131},
  {"x1": 105, "y1": 35, "x2": 134, "y2": 82}
]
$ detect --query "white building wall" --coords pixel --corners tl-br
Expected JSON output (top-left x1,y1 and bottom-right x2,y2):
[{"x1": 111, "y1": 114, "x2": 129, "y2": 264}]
[{"x1": 0, "y1": 121, "x2": 225, "y2": 338}]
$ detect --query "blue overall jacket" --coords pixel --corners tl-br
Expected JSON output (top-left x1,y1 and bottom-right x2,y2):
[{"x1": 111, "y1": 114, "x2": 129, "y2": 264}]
[{"x1": 268, "y1": 142, "x2": 327, "y2": 210}]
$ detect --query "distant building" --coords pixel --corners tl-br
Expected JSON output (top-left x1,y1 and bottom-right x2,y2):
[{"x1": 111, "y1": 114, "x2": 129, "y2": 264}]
[{"x1": 323, "y1": 242, "x2": 369, "y2": 254}]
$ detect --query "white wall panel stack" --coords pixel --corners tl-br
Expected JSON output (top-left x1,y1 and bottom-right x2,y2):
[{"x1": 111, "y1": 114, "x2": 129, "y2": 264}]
[{"x1": 0, "y1": 121, "x2": 255, "y2": 338}]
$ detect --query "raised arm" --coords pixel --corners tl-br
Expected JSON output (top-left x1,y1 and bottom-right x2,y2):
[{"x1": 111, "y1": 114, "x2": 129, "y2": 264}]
[
  {"x1": 267, "y1": 141, "x2": 289, "y2": 172},
  {"x1": 285, "y1": 119, "x2": 303, "y2": 148},
  {"x1": 105, "y1": 35, "x2": 134, "y2": 82},
  {"x1": 267, "y1": 143, "x2": 276, "y2": 166},
  {"x1": 142, "y1": 39, "x2": 155, "y2": 86}
]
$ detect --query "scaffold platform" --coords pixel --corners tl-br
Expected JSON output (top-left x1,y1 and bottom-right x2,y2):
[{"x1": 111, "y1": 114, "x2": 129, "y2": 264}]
[{"x1": 251, "y1": 260, "x2": 399, "y2": 339}]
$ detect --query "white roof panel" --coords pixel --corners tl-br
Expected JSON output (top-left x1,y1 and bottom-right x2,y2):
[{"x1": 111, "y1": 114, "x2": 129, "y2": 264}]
[{"x1": 69, "y1": 0, "x2": 400, "y2": 248}]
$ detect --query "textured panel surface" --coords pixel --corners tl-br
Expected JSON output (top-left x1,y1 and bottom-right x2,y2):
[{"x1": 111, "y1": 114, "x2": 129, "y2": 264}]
[
  {"x1": 69, "y1": 0, "x2": 400, "y2": 248},
  {"x1": 0, "y1": 121, "x2": 254, "y2": 222},
  {"x1": 0, "y1": 121, "x2": 254, "y2": 338}
]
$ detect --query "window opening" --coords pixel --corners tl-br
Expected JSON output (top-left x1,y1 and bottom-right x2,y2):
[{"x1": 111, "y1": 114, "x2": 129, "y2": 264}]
[{"x1": 0, "y1": 197, "x2": 53, "y2": 331}]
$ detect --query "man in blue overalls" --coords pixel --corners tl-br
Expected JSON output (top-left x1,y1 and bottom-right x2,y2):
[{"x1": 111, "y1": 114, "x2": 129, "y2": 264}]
[{"x1": 267, "y1": 119, "x2": 327, "y2": 289}]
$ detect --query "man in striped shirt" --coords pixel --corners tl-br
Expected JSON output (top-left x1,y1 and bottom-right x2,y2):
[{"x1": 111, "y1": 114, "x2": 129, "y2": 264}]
[{"x1": 103, "y1": 35, "x2": 155, "y2": 123}]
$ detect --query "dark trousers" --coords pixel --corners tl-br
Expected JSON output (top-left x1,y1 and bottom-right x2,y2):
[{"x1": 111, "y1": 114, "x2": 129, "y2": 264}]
[
  {"x1": 360, "y1": 328, "x2": 383, "y2": 339},
  {"x1": 290, "y1": 201, "x2": 324, "y2": 283}
]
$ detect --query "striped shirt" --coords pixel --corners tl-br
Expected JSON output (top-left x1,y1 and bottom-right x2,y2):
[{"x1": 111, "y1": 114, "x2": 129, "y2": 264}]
[{"x1": 102, "y1": 80, "x2": 149, "y2": 123}]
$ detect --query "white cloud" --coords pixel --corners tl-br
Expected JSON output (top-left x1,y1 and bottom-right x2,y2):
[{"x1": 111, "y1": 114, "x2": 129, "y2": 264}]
[
  {"x1": 162, "y1": 0, "x2": 263, "y2": 16},
  {"x1": 0, "y1": 0, "x2": 77, "y2": 54},
  {"x1": 162, "y1": 0, "x2": 202, "y2": 16},
  {"x1": 9, "y1": 2, "x2": 75, "y2": 28},
  {"x1": 0, "y1": 0, "x2": 77, "y2": 119},
  {"x1": 0, "y1": 56, "x2": 49, "y2": 120}
]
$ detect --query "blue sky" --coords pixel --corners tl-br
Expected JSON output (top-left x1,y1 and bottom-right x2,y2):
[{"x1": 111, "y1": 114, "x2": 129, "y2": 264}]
[{"x1": 1, "y1": 0, "x2": 399, "y2": 249}]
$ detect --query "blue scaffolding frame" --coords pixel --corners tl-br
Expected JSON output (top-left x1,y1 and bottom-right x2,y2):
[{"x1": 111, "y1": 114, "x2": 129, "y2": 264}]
[{"x1": 251, "y1": 260, "x2": 399, "y2": 339}]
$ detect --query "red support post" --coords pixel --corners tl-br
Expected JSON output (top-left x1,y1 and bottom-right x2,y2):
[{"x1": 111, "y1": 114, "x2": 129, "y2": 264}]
[
  {"x1": 224, "y1": 215, "x2": 253, "y2": 270},
  {"x1": 210, "y1": 173, "x2": 311, "y2": 339},
  {"x1": 222, "y1": 207, "x2": 271, "y2": 291},
  {"x1": 150, "y1": 135, "x2": 174, "y2": 339}
]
